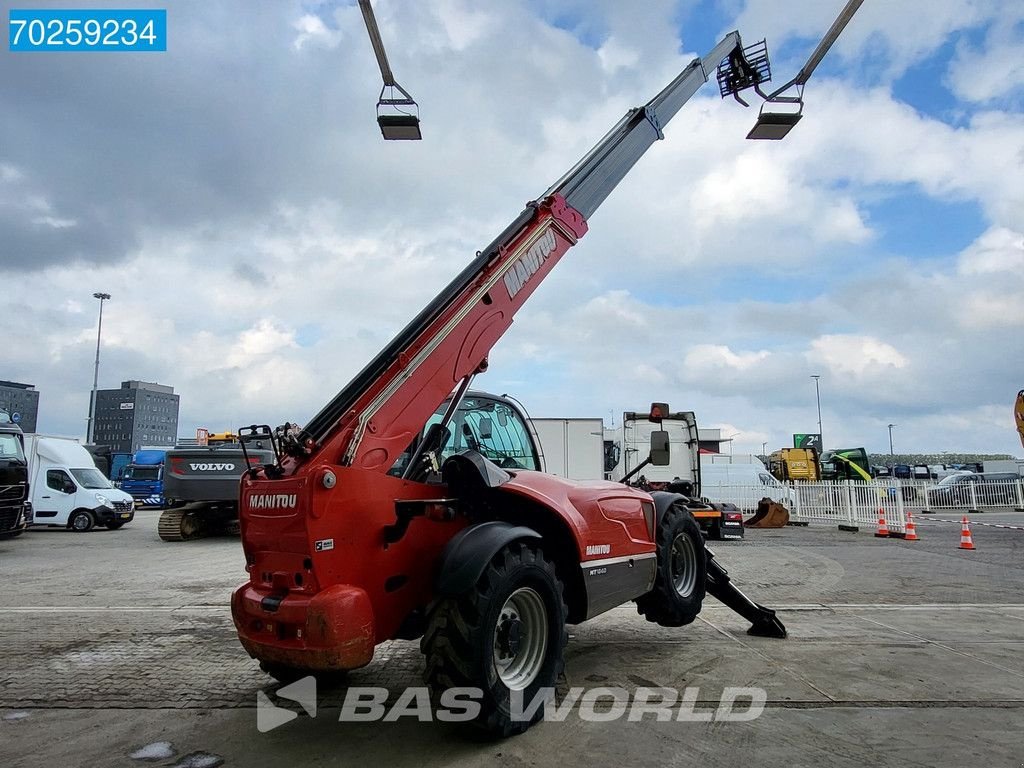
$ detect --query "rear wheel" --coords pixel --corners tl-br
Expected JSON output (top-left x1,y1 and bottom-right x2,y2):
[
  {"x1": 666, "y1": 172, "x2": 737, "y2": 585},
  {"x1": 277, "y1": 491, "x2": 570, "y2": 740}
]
[
  {"x1": 68, "y1": 509, "x2": 94, "y2": 533},
  {"x1": 635, "y1": 503, "x2": 706, "y2": 627},
  {"x1": 422, "y1": 541, "x2": 567, "y2": 737}
]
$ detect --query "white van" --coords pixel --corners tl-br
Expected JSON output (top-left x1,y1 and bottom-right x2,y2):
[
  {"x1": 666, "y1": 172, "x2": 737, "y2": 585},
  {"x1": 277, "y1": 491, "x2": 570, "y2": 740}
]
[
  {"x1": 699, "y1": 459, "x2": 794, "y2": 511},
  {"x1": 25, "y1": 436, "x2": 135, "y2": 531}
]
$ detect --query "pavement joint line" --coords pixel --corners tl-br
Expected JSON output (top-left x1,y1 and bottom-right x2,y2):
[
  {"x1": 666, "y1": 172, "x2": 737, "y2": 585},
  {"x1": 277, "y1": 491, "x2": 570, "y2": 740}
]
[
  {"x1": 916, "y1": 517, "x2": 1024, "y2": 531},
  {"x1": 697, "y1": 614, "x2": 838, "y2": 703},
  {"x1": 3, "y1": 602, "x2": 1023, "y2": 613},
  {"x1": 0, "y1": 605, "x2": 226, "y2": 613},
  {"x1": 855, "y1": 614, "x2": 1024, "y2": 680},
  {"x1": 5, "y1": 700, "x2": 1024, "y2": 711}
]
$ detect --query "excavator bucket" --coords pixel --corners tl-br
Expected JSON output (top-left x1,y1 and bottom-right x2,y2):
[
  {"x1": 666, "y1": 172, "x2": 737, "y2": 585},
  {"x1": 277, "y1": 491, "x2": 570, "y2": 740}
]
[
  {"x1": 745, "y1": 497, "x2": 790, "y2": 528},
  {"x1": 1015, "y1": 390, "x2": 1024, "y2": 450}
]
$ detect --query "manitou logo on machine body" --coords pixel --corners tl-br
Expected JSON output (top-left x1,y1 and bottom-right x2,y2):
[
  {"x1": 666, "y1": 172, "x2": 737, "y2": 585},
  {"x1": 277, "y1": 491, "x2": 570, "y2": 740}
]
[
  {"x1": 585, "y1": 544, "x2": 611, "y2": 557},
  {"x1": 503, "y1": 228, "x2": 557, "y2": 299},
  {"x1": 249, "y1": 494, "x2": 298, "y2": 510},
  {"x1": 189, "y1": 462, "x2": 237, "y2": 471}
]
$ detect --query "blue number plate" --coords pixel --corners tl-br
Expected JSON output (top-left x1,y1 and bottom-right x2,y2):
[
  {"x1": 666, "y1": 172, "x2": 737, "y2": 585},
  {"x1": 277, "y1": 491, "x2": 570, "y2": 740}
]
[{"x1": 9, "y1": 9, "x2": 167, "y2": 52}]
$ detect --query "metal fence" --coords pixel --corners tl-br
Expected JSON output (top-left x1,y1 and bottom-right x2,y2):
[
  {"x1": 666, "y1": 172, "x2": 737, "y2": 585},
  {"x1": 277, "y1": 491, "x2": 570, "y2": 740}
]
[
  {"x1": 702, "y1": 478, "x2": 1024, "y2": 532},
  {"x1": 791, "y1": 480, "x2": 907, "y2": 533}
]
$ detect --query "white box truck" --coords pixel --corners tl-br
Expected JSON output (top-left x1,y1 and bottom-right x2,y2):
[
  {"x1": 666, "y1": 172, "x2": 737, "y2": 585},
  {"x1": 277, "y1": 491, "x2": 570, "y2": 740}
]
[{"x1": 25, "y1": 435, "x2": 135, "y2": 532}]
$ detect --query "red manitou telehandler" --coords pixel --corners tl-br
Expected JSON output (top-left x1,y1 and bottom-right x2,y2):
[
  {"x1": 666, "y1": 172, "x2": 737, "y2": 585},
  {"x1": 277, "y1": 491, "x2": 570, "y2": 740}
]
[{"x1": 232, "y1": 31, "x2": 786, "y2": 736}]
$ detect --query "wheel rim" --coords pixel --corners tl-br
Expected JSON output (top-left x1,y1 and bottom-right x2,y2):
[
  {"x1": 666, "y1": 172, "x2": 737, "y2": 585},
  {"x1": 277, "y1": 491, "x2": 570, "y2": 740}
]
[
  {"x1": 492, "y1": 587, "x2": 549, "y2": 690},
  {"x1": 670, "y1": 532, "x2": 697, "y2": 597},
  {"x1": 72, "y1": 514, "x2": 89, "y2": 531}
]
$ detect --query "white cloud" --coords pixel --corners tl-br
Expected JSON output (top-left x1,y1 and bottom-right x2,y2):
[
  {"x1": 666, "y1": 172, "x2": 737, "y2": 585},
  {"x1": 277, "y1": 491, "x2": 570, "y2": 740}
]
[
  {"x1": 808, "y1": 334, "x2": 908, "y2": 379},
  {"x1": 946, "y1": 18, "x2": 1024, "y2": 103}
]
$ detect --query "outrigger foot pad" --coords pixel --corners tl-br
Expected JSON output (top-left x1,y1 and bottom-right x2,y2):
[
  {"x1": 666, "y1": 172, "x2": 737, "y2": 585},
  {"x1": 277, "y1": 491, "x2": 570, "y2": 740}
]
[{"x1": 704, "y1": 546, "x2": 788, "y2": 639}]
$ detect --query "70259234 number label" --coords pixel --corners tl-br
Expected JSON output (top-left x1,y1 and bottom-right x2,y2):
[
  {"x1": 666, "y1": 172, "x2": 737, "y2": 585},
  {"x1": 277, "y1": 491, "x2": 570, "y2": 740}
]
[{"x1": 9, "y1": 9, "x2": 166, "y2": 52}]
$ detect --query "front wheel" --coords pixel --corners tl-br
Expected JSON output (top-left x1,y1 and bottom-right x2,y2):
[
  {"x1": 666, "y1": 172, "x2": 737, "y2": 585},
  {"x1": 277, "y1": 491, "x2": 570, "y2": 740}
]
[
  {"x1": 68, "y1": 509, "x2": 94, "y2": 532},
  {"x1": 422, "y1": 541, "x2": 567, "y2": 737},
  {"x1": 635, "y1": 503, "x2": 706, "y2": 627}
]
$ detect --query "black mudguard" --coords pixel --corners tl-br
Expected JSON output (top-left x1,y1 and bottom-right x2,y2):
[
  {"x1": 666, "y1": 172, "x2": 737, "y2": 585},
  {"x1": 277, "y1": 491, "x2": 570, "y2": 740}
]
[{"x1": 435, "y1": 520, "x2": 541, "y2": 596}]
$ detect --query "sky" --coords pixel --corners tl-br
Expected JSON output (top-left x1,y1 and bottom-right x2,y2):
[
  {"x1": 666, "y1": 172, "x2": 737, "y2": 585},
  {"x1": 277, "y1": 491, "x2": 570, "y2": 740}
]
[{"x1": 1, "y1": 0, "x2": 1023, "y2": 458}]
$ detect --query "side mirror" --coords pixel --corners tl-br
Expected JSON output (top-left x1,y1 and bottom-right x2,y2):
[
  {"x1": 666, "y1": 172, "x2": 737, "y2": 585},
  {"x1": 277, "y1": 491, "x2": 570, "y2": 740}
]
[
  {"x1": 649, "y1": 430, "x2": 670, "y2": 466},
  {"x1": 64, "y1": 481, "x2": 76, "y2": 494},
  {"x1": 648, "y1": 403, "x2": 669, "y2": 423}
]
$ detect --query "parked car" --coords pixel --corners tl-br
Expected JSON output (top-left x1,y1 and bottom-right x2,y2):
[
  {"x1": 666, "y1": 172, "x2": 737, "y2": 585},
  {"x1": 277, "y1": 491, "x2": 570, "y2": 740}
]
[{"x1": 926, "y1": 472, "x2": 1020, "y2": 508}]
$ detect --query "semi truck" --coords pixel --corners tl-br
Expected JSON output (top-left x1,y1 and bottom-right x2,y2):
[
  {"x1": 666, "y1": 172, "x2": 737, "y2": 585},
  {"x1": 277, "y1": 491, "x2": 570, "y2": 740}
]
[
  {"x1": 24, "y1": 435, "x2": 135, "y2": 531},
  {"x1": 0, "y1": 410, "x2": 30, "y2": 539},
  {"x1": 120, "y1": 448, "x2": 168, "y2": 505},
  {"x1": 230, "y1": 31, "x2": 786, "y2": 737},
  {"x1": 84, "y1": 444, "x2": 132, "y2": 483}
]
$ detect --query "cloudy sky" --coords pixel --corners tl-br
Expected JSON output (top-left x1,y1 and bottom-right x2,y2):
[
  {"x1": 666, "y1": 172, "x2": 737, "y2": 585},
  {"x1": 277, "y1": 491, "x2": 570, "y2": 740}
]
[{"x1": 2, "y1": 0, "x2": 1023, "y2": 457}]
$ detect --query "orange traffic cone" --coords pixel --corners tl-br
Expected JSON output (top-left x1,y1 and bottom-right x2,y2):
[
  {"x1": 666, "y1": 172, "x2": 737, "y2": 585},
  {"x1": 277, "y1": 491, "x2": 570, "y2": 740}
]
[
  {"x1": 959, "y1": 516, "x2": 975, "y2": 550},
  {"x1": 875, "y1": 509, "x2": 890, "y2": 538},
  {"x1": 904, "y1": 511, "x2": 919, "y2": 541}
]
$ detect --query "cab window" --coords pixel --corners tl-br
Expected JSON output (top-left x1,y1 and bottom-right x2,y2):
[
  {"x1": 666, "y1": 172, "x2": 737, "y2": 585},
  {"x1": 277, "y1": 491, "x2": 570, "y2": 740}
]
[
  {"x1": 441, "y1": 397, "x2": 539, "y2": 471},
  {"x1": 47, "y1": 469, "x2": 74, "y2": 493},
  {"x1": 388, "y1": 395, "x2": 540, "y2": 477}
]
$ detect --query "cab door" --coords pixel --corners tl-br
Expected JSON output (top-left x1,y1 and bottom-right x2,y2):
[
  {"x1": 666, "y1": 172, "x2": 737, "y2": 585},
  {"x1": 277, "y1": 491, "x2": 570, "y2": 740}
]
[{"x1": 34, "y1": 468, "x2": 77, "y2": 525}]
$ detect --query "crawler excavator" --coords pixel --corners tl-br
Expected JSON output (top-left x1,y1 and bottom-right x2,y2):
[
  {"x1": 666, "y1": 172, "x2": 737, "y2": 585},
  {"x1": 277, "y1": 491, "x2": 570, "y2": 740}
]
[{"x1": 232, "y1": 31, "x2": 788, "y2": 736}]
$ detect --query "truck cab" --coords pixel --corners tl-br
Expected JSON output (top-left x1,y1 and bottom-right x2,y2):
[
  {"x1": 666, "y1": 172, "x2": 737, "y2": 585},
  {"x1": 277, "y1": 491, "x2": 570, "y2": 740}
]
[
  {"x1": 0, "y1": 411, "x2": 30, "y2": 538},
  {"x1": 25, "y1": 436, "x2": 135, "y2": 531},
  {"x1": 120, "y1": 448, "x2": 167, "y2": 505}
]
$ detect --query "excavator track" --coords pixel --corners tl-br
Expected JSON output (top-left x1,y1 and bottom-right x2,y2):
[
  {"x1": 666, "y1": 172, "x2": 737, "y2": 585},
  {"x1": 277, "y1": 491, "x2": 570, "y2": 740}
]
[{"x1": 158, "y1": 507, "x2": 204, "y2": 542}]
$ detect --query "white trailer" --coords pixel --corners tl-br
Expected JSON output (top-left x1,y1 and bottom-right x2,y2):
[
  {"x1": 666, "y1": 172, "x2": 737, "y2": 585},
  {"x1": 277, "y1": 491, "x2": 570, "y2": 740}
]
[{"x1": 531, "y1": 418, "x2": 606, "y2": 481}]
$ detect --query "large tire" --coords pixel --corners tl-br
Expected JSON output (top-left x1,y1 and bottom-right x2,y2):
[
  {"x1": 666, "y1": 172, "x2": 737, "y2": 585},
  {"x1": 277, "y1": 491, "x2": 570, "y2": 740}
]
[
  {"x1": 635, "y1": 503, "x2": 706, "y2": 627},
  {"x1": 422, "y1": 541, "x2": 567, "y2": 737},
  {"x1": 68, "y1": 509, "x2": 94, "y2": 533}
]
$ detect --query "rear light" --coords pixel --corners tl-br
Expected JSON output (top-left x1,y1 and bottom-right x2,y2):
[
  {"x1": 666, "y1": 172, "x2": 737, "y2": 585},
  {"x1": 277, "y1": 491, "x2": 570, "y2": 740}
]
[
  {"x1": 169, "y1": 457, "x2": 185, "y2": 475},
  {"x1": 725, "y1": 512, "x2": 743, "y2": 522}
]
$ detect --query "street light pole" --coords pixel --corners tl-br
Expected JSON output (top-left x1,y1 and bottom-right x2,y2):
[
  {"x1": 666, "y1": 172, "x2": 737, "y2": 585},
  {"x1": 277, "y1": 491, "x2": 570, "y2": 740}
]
[
  {"x1": 811, "y1": 374, "x2": 823, "y2": 450},
  {"x1": 86, "y1": 292, "x2": 111, "y2": 443},
  {"x1": 888, "y1": 423, "x2": 896, "y2": 467}
]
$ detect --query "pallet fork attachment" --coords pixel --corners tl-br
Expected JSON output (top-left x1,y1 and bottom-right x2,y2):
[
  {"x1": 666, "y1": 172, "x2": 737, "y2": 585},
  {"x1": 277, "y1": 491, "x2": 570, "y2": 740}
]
[{"x1": 705, "y1": 546, "x2": 787, "y2": 638}]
